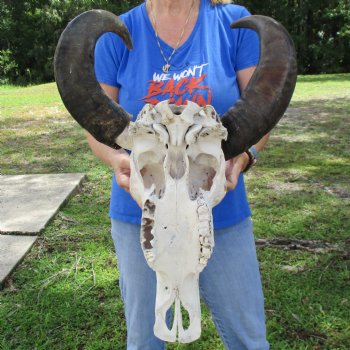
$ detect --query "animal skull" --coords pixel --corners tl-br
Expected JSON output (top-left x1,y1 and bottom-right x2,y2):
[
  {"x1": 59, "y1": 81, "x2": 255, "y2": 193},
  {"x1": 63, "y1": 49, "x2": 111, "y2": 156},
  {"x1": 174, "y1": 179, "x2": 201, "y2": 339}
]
[
  {"x1": 54, "y1": 9, "x2": 297, "y2": 344},
  {"x1": 117, "y1": 100, "x2": 227, "y2": 342}
]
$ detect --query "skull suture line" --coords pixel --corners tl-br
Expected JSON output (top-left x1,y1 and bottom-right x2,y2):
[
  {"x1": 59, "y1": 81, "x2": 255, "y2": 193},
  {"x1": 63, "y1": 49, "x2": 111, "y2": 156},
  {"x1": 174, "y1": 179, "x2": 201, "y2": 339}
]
[
  {"x1": 55, "y1": 10, "x2": 297, "y2": 345},
  {"x1": 117, "y1": 100, "x2": 227, "y2": 342}
]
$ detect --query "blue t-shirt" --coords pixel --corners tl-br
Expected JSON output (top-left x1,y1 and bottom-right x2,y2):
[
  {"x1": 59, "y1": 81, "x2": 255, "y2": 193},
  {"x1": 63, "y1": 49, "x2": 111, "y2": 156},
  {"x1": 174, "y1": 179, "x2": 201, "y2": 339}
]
[{"x1": 94, "y1": 0, "x2": 260, "y2": 228}]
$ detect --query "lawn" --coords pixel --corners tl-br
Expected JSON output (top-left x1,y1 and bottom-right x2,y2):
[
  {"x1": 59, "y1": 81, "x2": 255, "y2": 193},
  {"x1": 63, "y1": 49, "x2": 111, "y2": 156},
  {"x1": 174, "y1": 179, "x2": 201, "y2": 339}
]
[{"x1": 0, "y1": 74, "x2": 349, "y2": 349}]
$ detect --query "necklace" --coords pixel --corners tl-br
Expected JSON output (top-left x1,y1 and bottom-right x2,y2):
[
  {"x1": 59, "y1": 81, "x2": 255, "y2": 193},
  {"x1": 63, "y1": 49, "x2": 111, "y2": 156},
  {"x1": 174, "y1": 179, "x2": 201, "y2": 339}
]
[{"x1": 149, "y1": 0, "x2": 196, "y2": 73}]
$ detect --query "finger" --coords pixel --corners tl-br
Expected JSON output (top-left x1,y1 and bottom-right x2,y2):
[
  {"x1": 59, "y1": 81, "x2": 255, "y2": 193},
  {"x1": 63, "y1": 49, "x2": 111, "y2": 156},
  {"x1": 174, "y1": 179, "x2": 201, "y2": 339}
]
[
  {"x1": 226, "y1": 174, "x2": 238, "y2": 191},
  {"x1": 116, "y1": 175, "x2": 130, "y2": 192},
  {"x1": 226, "y1": 180, "x2": 234, "y2": 191},
  {"x1": 117, "y1": 156, "x2": 131, "y2": 171},
  {"x1": 225, "y1": 159, "x2": 234, "y2": 177}
]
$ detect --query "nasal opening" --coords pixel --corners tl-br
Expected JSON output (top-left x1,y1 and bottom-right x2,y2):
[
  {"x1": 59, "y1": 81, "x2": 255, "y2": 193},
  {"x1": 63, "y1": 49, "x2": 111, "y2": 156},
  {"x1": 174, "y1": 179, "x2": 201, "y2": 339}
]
[
  {"x1": 170, "y1": 105, "x2": 186, "y2": 116},
  {"x1": 154, "y1": 293, "x2": 200, "y2": 343}
]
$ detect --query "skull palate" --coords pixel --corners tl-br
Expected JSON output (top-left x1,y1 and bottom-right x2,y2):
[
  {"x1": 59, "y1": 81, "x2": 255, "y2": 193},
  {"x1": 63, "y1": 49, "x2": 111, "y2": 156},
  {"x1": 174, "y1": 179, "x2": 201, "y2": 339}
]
[{"x1": 119, "y1": 100, "x2": 227, "y2": 343}]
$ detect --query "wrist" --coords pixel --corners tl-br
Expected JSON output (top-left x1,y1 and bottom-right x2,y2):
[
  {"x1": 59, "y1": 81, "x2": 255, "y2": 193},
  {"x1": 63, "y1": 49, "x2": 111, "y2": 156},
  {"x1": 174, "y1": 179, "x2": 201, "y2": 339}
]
[
  {"x1": 234, "y1": 153, "x2": 250, "y2": 173},
  {"x1": 242, "y1": 146, "x2": 258, "y2": 173}
]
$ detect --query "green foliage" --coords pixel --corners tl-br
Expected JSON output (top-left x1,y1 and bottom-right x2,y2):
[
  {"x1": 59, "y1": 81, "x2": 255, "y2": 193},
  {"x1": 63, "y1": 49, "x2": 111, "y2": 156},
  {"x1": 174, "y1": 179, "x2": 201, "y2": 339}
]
[
  {"x1": 0, "y1": 0, "x2": 143, "y2": 85},
  {"x1": 239, "y1": 0, "x2": 350, "y2": 74},
  {"x1": 0, "y1": 49, "x2": 18, "y2": 84},
  {"x1": 0, "y1": 0, "x2": 349, "y2": 84}
]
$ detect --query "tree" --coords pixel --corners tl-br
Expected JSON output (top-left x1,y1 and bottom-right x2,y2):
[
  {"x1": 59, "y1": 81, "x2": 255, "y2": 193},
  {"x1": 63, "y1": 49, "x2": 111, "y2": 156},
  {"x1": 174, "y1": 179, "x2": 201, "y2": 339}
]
[
  {"x1": 240, "y1": 0, "x2": 350, "y2": 73},
  {"x1": 0, "y1": 0, "x2": 349, "y2": 84},
  {"x1": 0, "y1": 0, "x2": 142, "y2": 84}
]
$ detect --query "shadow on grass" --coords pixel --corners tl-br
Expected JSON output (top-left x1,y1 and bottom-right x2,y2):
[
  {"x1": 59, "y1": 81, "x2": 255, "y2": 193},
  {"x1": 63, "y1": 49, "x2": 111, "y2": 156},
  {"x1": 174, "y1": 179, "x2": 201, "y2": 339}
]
[
  {"x1": 261, "y1": 96, "x2": 349, "y2": 172},
  {"x1": 0, "y1": 124, "x2": 97, "y2": 175},
  {"x1": 250, "y1": 186, "x2": 349, "y2": 241},
  {"x1": 286, "y1": 95, "x2": 349, "y2": 116},
  {"x1": 260, "y1": 248, "x2": 350, "y2": 349}
]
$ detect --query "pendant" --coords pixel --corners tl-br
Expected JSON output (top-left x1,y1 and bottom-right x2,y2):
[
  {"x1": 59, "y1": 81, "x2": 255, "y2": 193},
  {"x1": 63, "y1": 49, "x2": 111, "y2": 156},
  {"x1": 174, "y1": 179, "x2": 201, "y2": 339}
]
[{"x1": 162, "y1": 64, "x2": 171, "y2": 73}]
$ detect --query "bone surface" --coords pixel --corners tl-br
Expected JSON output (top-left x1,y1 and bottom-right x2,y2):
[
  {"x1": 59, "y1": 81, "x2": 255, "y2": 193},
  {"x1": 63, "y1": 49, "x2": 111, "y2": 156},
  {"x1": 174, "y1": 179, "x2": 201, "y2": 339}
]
[{"x1": 117, "y1": 101, "x2": 227, "y2": 342}]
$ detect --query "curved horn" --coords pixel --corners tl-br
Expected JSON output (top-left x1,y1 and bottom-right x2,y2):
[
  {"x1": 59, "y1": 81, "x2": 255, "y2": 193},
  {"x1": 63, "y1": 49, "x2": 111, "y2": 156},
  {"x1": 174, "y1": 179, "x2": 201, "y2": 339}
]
[
  {"x1": 221, "y1": 15, "x2": 297, "y2": 160},
  {"x1": 54, "y1": 10, "x2": 133, "y2": 149}
]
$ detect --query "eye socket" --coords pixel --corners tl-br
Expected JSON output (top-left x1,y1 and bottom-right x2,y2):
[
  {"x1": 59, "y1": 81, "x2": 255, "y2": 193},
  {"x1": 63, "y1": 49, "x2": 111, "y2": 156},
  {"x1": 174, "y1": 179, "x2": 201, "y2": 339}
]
[
  {"x1": 188, "y1": 154, "x2": 218, "y2": 199},
  {"x1": 136, "y1": 151, "x2": 166, "y2": 199}
]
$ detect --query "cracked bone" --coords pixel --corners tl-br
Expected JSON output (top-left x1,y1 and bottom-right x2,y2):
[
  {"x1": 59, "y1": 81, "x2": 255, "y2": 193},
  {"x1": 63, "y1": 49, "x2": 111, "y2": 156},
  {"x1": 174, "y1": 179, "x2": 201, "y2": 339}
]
[{"x1": 117, "y1": 100, "x2": 227, "y2": 343}]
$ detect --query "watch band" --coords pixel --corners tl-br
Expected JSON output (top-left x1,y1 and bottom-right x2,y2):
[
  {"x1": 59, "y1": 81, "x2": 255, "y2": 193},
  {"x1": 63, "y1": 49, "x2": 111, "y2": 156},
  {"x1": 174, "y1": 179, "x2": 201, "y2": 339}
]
[
  {"x1": 243, "y1": 149, "x2": 255, "y2": 173},
  {"x1": 249, "y1": 145, "x2": 259, "y2": 160},
  {"x1": 243, "y1": 146, "x2": 259, "y2": 173}
]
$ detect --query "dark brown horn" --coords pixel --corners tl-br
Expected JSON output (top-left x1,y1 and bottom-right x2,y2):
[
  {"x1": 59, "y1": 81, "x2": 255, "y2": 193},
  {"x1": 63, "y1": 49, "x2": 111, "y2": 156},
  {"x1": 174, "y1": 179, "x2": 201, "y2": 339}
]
[
  {"x1": 221, "y1": 15, "x2": 297, "y2": 160},
  {"x1": 54, "y1": 10, "x2": 133, "y2": 149}
]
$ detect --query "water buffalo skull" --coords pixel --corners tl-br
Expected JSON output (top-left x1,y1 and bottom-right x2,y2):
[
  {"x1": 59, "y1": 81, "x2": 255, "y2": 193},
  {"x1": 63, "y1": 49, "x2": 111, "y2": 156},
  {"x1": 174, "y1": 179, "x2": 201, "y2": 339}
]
[
  {"x1": 54, "y1": 9, "x2": 297, "y2": 343},
  {"x1": 117, "y1": 100, "x2": 227, "y2": 342}
]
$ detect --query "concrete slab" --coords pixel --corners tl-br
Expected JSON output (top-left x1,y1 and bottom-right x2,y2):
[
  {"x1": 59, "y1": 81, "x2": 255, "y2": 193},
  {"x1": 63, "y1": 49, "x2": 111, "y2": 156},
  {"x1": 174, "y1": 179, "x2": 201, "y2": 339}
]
[
  {"x1": 0, "y1": 173, "x2": 85, "y2": 234},
  {"x1": 0, "y1": 235, "x2": 37, "y2": 286}
]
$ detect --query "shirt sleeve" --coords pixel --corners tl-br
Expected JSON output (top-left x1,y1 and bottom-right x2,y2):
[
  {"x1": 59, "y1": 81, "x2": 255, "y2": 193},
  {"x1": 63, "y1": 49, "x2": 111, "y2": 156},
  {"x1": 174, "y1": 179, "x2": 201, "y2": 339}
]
[
  {"x1": 94, "y1": 32, "x2": 124, "y2": 88},
  {"x1": 234, "y1": 7, "x2": 260, "y2": 71}
]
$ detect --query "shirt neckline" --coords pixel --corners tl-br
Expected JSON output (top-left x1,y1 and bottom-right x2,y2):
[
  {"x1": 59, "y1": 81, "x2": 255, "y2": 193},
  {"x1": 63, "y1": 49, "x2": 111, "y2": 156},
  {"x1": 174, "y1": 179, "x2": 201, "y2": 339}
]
[{"x1": 141, "y1": 0, "x2": 205, "y2": 54}]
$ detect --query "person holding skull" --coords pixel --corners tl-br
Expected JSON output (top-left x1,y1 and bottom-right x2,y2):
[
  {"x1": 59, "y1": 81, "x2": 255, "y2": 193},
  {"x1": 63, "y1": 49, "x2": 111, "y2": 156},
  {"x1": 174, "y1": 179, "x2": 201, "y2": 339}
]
[{"x1": 55, "y1": 0, "x2": 297, "y2": 348}]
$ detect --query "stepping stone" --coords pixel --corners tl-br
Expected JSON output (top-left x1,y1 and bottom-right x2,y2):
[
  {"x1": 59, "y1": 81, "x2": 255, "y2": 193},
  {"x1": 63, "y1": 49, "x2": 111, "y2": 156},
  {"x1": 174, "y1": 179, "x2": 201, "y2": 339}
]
[
  {"x1": 0, "y1": 173, "x2": 85, "y2": 235},
  {"x1": 0, "y1": 235, "x2": 37, "y2": 286}
]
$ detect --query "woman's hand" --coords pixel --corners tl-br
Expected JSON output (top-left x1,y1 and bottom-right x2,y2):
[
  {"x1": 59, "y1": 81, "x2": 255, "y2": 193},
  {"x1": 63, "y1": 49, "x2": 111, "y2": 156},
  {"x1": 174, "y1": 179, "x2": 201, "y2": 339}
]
[
  {"x1": 225, "y1": 153, "x2": 250, "y2": 191},
  {"x1": 112, "y1": 151, "x2": 132, "y2": 193},
  {"x1": 111, "y1": 151, "x2": 143, "y2": 208}
]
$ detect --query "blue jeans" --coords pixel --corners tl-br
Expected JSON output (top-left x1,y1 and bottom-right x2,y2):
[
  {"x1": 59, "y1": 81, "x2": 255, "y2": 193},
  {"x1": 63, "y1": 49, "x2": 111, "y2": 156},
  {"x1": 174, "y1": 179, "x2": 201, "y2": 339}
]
[{"x1": 111, "y1": 217, "x2": 269, "y2": 350}]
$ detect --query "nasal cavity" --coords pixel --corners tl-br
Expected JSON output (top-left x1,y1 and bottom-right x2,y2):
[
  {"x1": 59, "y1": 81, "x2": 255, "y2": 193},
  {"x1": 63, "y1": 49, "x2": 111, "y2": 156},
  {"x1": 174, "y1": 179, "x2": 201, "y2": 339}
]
[
  {"x1": 170, "y1": 105, "x2": 185, "y2": 116},
  {"x1": 166, "y1": 298, "x2": 191, "y2": 336},
  {"x1": 168, "y1": 151, "x2": 186, "y2": 179}
]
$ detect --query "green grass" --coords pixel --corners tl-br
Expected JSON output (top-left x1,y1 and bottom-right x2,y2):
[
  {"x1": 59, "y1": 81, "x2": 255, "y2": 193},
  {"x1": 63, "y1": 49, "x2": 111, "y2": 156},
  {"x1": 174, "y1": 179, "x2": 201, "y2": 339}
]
[
  {"x1": 0, "y1": 74, "x2": 349, "y2": 349},
  {"x1": 292, "y1": 74, "x2": 350, "y2": 101}
]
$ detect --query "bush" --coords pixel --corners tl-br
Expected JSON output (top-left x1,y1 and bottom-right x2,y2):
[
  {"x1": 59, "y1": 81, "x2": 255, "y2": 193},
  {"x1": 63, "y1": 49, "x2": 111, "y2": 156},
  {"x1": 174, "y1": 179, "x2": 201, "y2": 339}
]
[
  {"x1": 0, "y1": 0, "x2": 349, "y2": 85},
  {"x1": 0, "y1": 49, "x2": 18, "y2": 84},
  {"x1": 0, "y1": 0, "x2": 143, "y2": 85}
]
